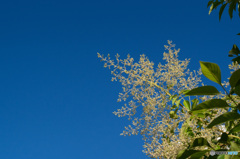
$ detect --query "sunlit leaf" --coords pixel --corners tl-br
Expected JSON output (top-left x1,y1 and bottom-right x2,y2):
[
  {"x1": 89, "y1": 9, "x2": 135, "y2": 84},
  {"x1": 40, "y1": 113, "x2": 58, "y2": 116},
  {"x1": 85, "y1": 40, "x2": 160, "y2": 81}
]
[
  {"x1": 200, "y1": 61, "x2": 221, "y2": 85},
  {"x1": 183, "y1": 100, "x2": 190, "y2": 111},
  {"x1": 230, "y1": 142, "x2": 240, "y2": 151}
]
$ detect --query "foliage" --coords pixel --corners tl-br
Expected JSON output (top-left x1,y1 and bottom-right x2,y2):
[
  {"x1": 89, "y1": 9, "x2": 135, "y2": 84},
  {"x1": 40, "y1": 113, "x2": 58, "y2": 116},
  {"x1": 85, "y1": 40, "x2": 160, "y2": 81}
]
[
  {"x1": 98, "y1": 41, "x2": 240, "y2": 158},
  {"x1": 208, "y1": 0, "x2": 240, "y2": 65},
  {"x1": 208, "y1": 0, "x2": 240, "y2": 20},
  {"x1": 176, "y1": 60, "x2": 240, "y2": 159},
  {"x1": 172, "y1": 1, "x2": 240, "y2": 158}
]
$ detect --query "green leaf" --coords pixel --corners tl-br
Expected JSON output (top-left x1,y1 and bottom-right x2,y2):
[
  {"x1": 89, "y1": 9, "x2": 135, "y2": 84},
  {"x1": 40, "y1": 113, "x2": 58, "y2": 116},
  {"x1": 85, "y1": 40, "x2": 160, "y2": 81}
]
[
  {"x1": 229, "y1": 1, "x2": 236, "y2": 19},
  {"x1": 169, "y1": 111, "x2": 178, "y2": 119},
  {"x1": 213, "y1": 1, "x2": 222, "y2": 10},
  {"x1": 196, "y1": 113, "x2": 205, "y2": 118},
  {"x1": 230, "y1": 69, "x2": 240, "y2": 88},
  {"x1": 219, "y1": 3, "x2": 228, "y2": 20},
  {"x1": 190, "y1": 151, "x2": 210, "y2": 159},
  {"x1": 218, "y1": 132, "x2": 228, "y2": 143},
  {"x1": 230, "y1": 142, "x2": 240, "y2": 151},
  {"x1": 232, "y1": 56, "x2": 240, "y2": 64},
  {"x1": 217, "y1": 155, "x2": 225, "y2": 159},
  {"x1": 171, "y1": 104, "x2": 177, "y2": 110},
  {"x1": 179, "y1": 90, "x2": 190, "y2": 94},
  {"x1": 229, "y1": 142, "x2": 240, "y2": 158},
  {"x1": 176, "y1": 99, "x2": 181, "y2": 107},
  {"x1": 191, "y1": 98, "x2": 199, "y2": 110},
  {"x1": 169, "y1": 94, "x2": 177, "y2": 100},
  {"x1": 234, "y1": 84, "x2": 240, "y2": 96},
  {"x1": 180, "y1": 119, "x2": 194, "y2": 137},
  {"x1": 191, "y1": 99, "x2": 229, "y2": 111},
  {"x1": 172, "y1": 96, "x2": 178, "y2": 105},
  {"x1": 185, "y1": 86, "x2": 220, "y2": 96},
  {"x1": 239, "y1": 3, "x2": 240, "y2": 17},
  {"x1": 229, "y1": 123, "x2": 240, "y2": 134},
  {"x1": 176, "y1": 150, "x2": 209, "y2": 159},
  {"x1": 209, "y1": 4, "x2": 214, "y2": 14},
  {"x1": 169, "y1": 111, "x2": 175, "y2": 118},
  {"x1": 183, "y1": 100, "x2": 191, "y2": 111},
  {"x1": 208, "y1": 0, "x2": 214, "y2": 7},
  {"x1": 190, "y1": 137, "x2": 212, "y2": 148},
  {"x1": 200, "y1": 61, "x2": 222, "y2": 85},
  {"x1": 207, "y1": 112, "x2": 240, "y2": 128},
  {"x1": 229, "y1": 44, "x2": 240, "y2": 56}
]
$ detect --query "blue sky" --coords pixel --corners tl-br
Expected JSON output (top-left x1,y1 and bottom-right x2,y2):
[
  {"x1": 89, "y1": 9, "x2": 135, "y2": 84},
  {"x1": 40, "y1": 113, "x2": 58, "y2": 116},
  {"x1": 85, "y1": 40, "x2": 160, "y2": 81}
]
[{"x1": 0, "y1": 0, "x2": 239, "y2": 158}]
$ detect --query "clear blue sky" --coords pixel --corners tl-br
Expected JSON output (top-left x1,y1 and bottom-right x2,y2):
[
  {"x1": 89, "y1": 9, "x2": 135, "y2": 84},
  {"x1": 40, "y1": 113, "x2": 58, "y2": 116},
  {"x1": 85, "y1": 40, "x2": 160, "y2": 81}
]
[{"x1": 0, "y1": 0, "x2": 239, "y2": 159}]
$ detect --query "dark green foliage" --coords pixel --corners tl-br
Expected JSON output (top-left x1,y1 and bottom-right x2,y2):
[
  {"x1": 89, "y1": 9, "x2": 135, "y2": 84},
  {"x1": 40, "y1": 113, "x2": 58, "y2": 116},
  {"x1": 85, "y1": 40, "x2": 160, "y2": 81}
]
[
  {"x1": 191, "y1": 99, "x2": 229, "y2": 112},
  {"x1": 208, "y1": 0, "x2": 240, "y2": 20},
  {"x1": 184, "y1": 86, "x2": 220, "y2": 96},
  {"x1": 207, "y1": 112, "x2": 240, "y2": 128}
]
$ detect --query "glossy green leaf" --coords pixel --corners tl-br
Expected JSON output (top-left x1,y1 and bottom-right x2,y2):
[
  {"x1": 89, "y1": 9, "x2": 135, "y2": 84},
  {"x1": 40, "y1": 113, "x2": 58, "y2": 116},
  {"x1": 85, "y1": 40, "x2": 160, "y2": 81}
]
[
  {"x1": 185, "y1": 86, "x2": 220, "y2": 96},
  {"x1": 191, "y1": 99, "x2": 229, "y2": 111},
  {"x1": 200, "y1": 61, "x2": 222, "y2": 85},
  {"x1": 230, "y1": 69, "x2": 240, "y2": 88},
  {"x1": 207, "y1": 112, "x2": 240, "y2": 128}
]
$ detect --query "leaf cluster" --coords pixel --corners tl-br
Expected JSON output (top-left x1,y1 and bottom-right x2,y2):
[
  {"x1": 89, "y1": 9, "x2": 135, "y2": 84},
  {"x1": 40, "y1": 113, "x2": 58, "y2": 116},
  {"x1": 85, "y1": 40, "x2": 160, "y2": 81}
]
[
  {"x1": 175, "y1": 61, "x2": 240, "y2": 158},
  {"x1": 208, "y1": 0, "x2": 240, "y2": 20}
]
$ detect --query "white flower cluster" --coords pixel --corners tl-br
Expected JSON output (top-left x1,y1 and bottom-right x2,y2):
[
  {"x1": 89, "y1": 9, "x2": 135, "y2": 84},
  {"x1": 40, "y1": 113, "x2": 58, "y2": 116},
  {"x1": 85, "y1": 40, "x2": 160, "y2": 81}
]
[
  {"x1": 97, "y1": 41, "x2": 227, "y2": 158},
  {"x1": 228, "y1": 61, "x2": 240, "y2": 73}
]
